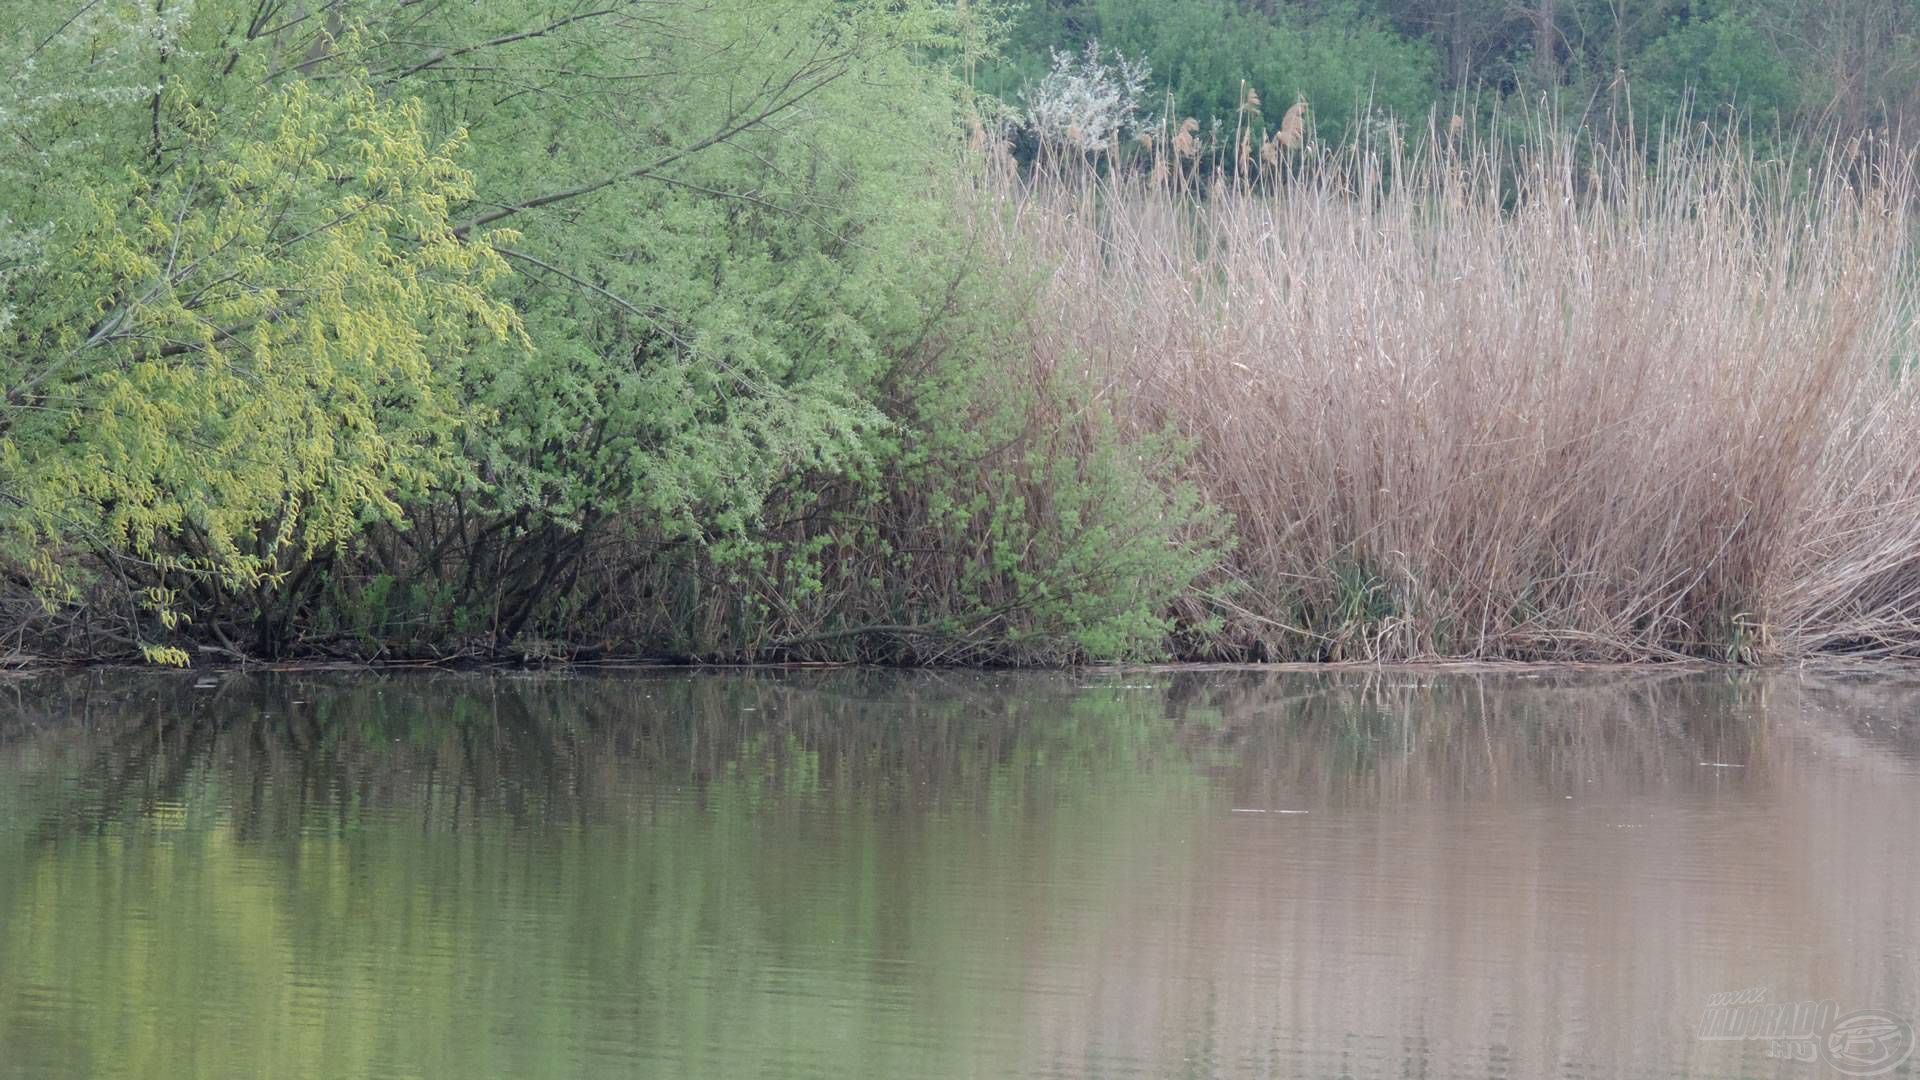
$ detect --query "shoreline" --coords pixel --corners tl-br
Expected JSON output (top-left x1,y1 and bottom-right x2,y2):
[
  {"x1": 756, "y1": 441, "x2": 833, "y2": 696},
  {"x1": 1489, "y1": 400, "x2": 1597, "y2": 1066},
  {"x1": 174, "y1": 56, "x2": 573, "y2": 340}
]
[{"x1": 8, "y1": 655, "x2": 1913, "y2": 678}]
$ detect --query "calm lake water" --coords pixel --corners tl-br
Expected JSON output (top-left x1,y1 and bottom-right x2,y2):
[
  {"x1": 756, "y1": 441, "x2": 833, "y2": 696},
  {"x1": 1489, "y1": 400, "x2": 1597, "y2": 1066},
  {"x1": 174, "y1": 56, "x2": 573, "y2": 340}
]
[{"x1": 0, "y1": 668, "x2": 1916, "y2": 1079}]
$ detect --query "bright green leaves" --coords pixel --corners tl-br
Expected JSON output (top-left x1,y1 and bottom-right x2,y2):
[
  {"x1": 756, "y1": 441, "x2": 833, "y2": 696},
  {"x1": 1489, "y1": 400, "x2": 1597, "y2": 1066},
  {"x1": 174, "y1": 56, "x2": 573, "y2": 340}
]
[
  {"x1": 1631, "y1": 8, "x2": 1803, "y2": 130},
  {"x1": 431, "y1": 0, "x2": 961, "y2": 537}
]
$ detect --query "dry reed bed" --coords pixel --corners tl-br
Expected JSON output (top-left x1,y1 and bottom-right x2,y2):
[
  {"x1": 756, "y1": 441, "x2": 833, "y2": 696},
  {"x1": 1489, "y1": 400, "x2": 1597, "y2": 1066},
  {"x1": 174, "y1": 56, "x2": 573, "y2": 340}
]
[{"x1": 983, "y1": 124, "x2": 1920, "y2": 661}]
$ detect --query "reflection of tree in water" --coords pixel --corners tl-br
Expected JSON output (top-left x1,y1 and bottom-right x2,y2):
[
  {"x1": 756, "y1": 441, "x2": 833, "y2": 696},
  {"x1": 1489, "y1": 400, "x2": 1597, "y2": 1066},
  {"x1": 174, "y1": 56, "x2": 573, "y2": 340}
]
[
  {"x1": 0, "y1": 670, "x2": 1216, "y2": 1080},
  {"x1": 0, "y1": 667, "x2": 1876, "y2": 843},
  {"x1": 0, "y1": 669, "x2": 1211, "y2": 841}
]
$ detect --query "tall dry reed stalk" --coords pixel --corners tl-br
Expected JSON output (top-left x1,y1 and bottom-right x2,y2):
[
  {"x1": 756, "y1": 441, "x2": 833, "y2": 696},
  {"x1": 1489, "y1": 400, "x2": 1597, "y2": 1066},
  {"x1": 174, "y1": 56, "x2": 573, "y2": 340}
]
[{"x1": 978, "y1": 118, "x2": 1920, "y2": 661}]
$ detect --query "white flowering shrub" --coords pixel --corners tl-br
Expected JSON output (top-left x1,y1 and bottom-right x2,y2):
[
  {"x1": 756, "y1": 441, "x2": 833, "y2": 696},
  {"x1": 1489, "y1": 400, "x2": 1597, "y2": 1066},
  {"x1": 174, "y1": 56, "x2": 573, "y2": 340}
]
[{"x1": 1021, "y1": 41, "x2": 1152, "y2": 150}]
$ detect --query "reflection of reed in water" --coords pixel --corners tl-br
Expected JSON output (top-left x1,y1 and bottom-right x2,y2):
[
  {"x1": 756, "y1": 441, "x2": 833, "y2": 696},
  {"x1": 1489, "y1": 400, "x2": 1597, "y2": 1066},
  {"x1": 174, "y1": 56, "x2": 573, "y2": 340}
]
[
  {"x1": 1160, "y1": 667, "x2": 1783, "y2": 809},
  {"x1": 1023, "y1": 670, "x2": 1920, "y2": 1079}
]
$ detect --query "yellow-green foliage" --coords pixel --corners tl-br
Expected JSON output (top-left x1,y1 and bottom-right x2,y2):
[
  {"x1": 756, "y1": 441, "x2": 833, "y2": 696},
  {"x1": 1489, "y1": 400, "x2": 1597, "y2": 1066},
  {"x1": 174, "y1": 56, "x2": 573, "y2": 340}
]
[{"x1": 4, "y1": 70, "x2": 519, "y2": 604}]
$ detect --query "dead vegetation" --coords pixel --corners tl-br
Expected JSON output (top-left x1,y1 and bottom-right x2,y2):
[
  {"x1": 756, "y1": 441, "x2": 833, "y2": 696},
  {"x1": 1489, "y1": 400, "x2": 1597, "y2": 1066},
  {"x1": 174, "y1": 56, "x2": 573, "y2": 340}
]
[{"x1": 980, "y1": 114, "x2": 1920, "y2": 662}]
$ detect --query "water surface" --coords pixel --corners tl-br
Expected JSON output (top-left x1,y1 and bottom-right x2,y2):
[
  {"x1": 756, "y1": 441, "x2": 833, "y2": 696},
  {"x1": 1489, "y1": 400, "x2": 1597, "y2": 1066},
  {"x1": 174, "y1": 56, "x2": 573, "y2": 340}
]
[{"x1": 0, "y1": 668, "x2": 1916, "y2": 1078}]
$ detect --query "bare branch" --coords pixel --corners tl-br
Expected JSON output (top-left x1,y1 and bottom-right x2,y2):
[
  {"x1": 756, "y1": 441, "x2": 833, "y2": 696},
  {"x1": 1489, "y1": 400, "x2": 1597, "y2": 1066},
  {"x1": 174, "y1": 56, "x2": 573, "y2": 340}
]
[{"x1": 379, "y1": 4, "x2": 632, "y2": 83}]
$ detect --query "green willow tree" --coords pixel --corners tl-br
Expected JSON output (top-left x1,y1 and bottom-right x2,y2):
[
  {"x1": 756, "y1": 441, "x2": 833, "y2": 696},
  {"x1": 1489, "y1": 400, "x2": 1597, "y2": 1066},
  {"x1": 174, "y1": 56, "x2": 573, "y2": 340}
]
[
  {"x1": 340, "y1": 0, "x2": 971, "y2": 650},
  {"x1": 2, "y1": 1, "x2": 1222, "y2": 663},
  {"x1": 268, "y1": 0, "x2": 1216, "y2": 663}
]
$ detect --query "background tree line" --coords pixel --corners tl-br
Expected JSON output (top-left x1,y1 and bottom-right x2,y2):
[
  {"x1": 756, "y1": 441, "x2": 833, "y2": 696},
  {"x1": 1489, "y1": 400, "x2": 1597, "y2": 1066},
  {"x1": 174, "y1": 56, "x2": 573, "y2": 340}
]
[{"x1": 986, "y1": 0, "x2": 1920, "y2": 143}]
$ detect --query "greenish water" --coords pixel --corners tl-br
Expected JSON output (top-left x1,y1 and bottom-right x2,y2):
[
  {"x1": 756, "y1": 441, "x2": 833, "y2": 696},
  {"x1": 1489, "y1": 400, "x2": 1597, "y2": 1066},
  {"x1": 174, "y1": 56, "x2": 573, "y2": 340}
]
[{"x1": 0, "y1": 668, "x2": 1916, "y2": 1079}]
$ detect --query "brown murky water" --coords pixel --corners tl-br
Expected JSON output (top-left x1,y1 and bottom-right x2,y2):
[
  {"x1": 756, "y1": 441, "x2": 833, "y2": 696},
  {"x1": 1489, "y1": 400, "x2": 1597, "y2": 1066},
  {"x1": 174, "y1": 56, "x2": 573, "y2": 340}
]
[{"x1": 0, "y1": 668, "x2": 1915, "y2": 1078}]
